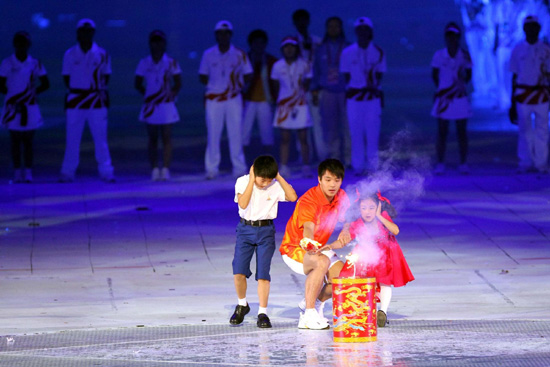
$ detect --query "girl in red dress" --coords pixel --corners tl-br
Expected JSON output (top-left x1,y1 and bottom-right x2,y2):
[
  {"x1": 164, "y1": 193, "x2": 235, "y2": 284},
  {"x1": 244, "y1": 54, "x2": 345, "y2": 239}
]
[{"x1": 339, "y1": 191, "x2": 414, "y2": 327}]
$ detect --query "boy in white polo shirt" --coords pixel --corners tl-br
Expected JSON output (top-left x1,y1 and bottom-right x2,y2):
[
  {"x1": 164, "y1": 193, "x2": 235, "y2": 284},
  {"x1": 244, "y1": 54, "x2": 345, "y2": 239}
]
[
  {"x1": 340, "y1": 17, "x2": 386, "y2": 176},
  {"x1": 199, "y1": 20, "x2": 252, "y2": 180},
  {"x1": 60, "y1": 19, "x2": 114, "y2": 182},
  {"x1": 510, "y1": 15, "x2": 550, "y2": 174},
  {"x1": 231, "y1": 155, "x2": 297, "y2": 328}
]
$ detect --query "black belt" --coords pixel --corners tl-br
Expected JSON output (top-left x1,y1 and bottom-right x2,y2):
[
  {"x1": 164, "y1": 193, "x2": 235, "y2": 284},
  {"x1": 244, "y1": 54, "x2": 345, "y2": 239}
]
[{"x1": 240, "y1": 218, "x2": 273, "y2": 227}]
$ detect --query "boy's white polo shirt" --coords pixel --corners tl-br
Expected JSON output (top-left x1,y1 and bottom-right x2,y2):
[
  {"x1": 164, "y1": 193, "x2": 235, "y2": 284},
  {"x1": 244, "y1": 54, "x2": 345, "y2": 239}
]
[
  {"x1": 340, "y1": 42, "x2": 386, "y2": 89},
  {"x1": 198, "y1": 44, "x2": 252, "y2": 96},
  {"x1": 510, "y1": 40, "x2": 550, "y2": 86},
  {"x1": 62, "y1": 42, "x2": 111, "y2": 89},
  {"x1": 234, "y1": 174, "x2": 286, "y2": 221}
]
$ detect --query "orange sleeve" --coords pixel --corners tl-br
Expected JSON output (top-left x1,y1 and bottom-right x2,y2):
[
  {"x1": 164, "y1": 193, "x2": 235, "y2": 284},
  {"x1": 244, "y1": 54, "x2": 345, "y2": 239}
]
[{"x1": 296, "y1": 196, "x2": 317, "y2": 230}]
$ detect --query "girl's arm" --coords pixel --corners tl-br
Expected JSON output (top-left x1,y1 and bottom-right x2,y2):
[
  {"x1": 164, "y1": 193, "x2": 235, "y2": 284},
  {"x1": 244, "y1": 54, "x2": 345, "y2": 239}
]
[
  {"x1": 376, "y1": 203, "x2": 399, "y2": 235},
  {"x1": 36, "y1": 75, "x2": 50, "y2": 94},
  {"x1": 171, "y1": 74, "x2": 182, "y2": 97}
]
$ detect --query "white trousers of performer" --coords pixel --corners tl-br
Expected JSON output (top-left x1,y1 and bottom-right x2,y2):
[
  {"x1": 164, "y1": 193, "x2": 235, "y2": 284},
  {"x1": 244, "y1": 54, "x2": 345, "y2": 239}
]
[
  {"x1": 516, "y1": 102, "x2": 549, "y2": 170},
  {"x1": 205, "y1": 95, "x2": 247, "y2": 176},
  {"x1": 320, "y1": 90, "x2": 351, "y2": 166},
  {"x1": 347, "y1": 98, "x2": 381, "y2": 172},
  {"x1": 60, "y1": 108, "x2": 114, "y2": 179},
  {"x1": 307, "y1": 91, "x2": 327, "y2": 161},
  {"x1": 242, "y1": 101, "x2": 274, "y2": 146}
]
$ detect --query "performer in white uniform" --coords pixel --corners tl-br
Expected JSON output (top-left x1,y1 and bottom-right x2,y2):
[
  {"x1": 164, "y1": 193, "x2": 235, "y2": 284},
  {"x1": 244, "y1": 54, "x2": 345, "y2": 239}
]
[
  {"x1": 431, "y1": 22, "x2": 473, "y2": 175},
  {"x1": 199, "y1": 20, "x2": 252, "y2": 180},
  {"x1": 312, "y1": 16, "x2": 351, "y2": 167},
  {"x1": 60, "y1": 19, "x2": 115, "y2": 182},
  {"x1": 340, "y1": 17, "x2": 386, "y2": 175},
  {"x1": 271, "y1": 37, "x2": 313, "y2": 178},
  {"x1": 0, "y1": 31, "x2": 49, "y2": 183},
  {"x1": 292, "y1": 9, "x2": 326, "y2": 162},
  {"x1": 510, "y1": 15, "x2": 550, "y2": 174},
  {"x1": 135, "y1": 30, "x2": 182, "y2": 181},
  {"x1": 242, "y1": 29, "x2": 277, "y2": 159}
]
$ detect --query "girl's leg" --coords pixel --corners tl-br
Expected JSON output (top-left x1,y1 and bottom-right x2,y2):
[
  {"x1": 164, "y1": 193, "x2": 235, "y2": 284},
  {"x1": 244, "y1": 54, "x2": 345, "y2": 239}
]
[
  {"x1": 279, "y1": 129, "x2": 292, "y2": 166},
  {"x1": 456, "y1": 119, "x2": 468, "y2": 164},
  {"x1": 22, "y1": 130, "x2": 36, "y2": 169},
  {"x1": 146, "y1": 124, "x2": 159, "y2": 169},
  {"x1": 10, "y1": 130, "x2": 22, "y2": 169},
  {"x1": 160, "y1": 124, "x2": 173, "y2": 169},
  {"x1": 436, "y1": 119, "x2": 449, "y2": 164},
  {"x1": 379, "y1": 283, "x2": 392, "y2": 313},
  {"x1": 297, "y1": 128, "x2": 310, "y2": 165}
]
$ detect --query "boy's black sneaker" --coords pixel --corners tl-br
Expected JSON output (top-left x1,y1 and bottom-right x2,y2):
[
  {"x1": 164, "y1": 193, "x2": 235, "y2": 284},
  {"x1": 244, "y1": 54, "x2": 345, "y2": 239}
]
[
  {"x1": 230, "y1": 304, "x2": 250, "y2": 325},
  {"x1": 257, "y1": 313, "x2": 272, "y2": 328}
]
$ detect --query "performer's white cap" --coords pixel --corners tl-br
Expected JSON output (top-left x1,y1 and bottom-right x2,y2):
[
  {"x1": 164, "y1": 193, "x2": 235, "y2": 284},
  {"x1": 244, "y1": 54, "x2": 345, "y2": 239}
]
[
  {"x1": 523, "y1": 15, "x2": 540, "y2": 26},
  {"x1": 77, "y1": 18, "x2": 96, "y2": 29},
  {"x1": 281, "y1": 36, "x2": 299, "y2": 47},
  {"x1": 354, "y1": 17, "x2": 373, "y2": 29},
  {"x1": 214, "y1": 20, "x2": 233, "y2": 31}
]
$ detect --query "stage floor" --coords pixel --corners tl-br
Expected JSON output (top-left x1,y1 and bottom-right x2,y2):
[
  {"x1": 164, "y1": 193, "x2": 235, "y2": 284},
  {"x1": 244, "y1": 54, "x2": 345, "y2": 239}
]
[{"x1": 1, "y1": 163, "x2": 549, "y2": 365}]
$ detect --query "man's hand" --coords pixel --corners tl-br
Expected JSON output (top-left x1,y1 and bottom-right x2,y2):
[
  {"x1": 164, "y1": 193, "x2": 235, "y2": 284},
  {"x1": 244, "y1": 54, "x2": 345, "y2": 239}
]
[{"x1": 337, "y1": 228, "x2": 351, "y2": 245}]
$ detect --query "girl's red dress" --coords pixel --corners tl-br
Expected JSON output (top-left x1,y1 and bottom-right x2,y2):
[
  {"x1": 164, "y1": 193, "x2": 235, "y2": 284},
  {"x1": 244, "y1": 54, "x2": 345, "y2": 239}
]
[{"x1": 339, "y1": 211, "x2": 414, "y2": 287}]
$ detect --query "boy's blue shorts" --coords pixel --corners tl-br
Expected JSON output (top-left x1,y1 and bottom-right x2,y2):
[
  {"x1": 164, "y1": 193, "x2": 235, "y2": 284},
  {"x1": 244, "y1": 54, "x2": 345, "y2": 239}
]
[{"x1": 232, "y1": 221, "x2": 276, "y2": 281}]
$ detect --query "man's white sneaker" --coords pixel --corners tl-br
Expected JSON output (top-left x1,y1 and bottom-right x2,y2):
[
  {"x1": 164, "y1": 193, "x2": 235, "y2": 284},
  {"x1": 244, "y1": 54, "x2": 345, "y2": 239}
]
[
  {"x1": 298, "y1": 298, "x2": 327, "y2": 321},
  {"x1": 298, "y1": 310, "x2": 329, "y2": 330},
  {"x1": 160, "y1": 167, "x2": 170, "y2": 181},
  {"x1": 151, "y1": 167, "x2": 160, "y2": 181}
]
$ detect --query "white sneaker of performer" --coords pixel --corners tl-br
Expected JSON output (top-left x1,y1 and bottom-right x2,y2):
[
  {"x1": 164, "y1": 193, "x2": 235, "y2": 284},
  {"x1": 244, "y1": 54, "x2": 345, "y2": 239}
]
[
  {"x1": 298, "y1": 298, "x2": 328, "y2": 321},
  {"x1": 298, "y1": 309, "x2": 329, "y2": 330},
  {"x1": 160, "y1": 167, "x2": 170, "y2": 181},
  {"x1": 151, "y1": 167, "x2": 160, "y2": 181}
]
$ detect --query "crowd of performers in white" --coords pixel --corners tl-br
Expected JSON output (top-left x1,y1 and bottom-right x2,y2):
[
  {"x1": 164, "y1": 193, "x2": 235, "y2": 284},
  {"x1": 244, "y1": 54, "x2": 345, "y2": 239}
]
[{"x1": 1, "y1": 7, "x2": 550, "y2": 184}]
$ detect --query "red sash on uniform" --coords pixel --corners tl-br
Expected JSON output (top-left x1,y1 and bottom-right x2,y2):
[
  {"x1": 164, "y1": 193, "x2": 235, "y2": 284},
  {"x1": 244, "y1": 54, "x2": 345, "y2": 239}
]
[
  {"x1": 514, "y1": 84, "x2": 550, "y2": 105},
  {"x1": 2, "y1": 84, "x2": 36, "y2": 126},
  {"x1": 433, "y1": 81, "x2": 467, "y2": 115},
  {"x1": 275, "y1": 89, "x2": 307, "y2": 125}
]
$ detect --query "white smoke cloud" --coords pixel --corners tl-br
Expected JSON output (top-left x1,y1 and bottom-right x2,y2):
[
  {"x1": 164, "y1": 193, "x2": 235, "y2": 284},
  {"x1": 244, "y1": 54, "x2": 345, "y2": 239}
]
[{"x1": 345, "y1": 129, "x2": 430, "y2": 221}]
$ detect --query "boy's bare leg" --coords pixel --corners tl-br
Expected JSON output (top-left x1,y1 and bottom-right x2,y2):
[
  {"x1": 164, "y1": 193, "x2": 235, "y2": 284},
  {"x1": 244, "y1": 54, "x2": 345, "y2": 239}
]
[
  {"x1": 317, "y1": 260, "x2": 344, "y2": 301},
  {"x1": 258, "y1": 279, "x2": 270, "y2": 308},
  {"x1": 234, "y1": 274, "x2": 247, "y2": 299},
  {"x1": 303, "y1": 253, "x2": 330, "y2": 308}
]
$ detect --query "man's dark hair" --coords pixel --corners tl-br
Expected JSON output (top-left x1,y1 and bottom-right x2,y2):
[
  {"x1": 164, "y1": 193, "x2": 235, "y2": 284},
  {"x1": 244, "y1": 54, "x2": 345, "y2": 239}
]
[
  {"x1": 292, "y1": 9, "x2": 310, "y2": 22},
  {"x1": 253, "y1": 155, "x2": 278, "y2": 179},
  {"x1": 318, "y1": 159, "x2": 345, "y2": 179},
  {"x1": 248, "y1": 29, "x2": 268, "y2": 45}
]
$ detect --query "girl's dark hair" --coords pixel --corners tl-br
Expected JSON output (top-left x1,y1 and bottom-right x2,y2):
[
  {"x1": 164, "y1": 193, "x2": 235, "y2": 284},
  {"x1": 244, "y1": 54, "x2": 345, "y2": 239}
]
[
  {"x1": 13, "y1": 31, "x2": 31, "y2": 46},
  {"x1": 323, "y1": 16, "x2": 346, "y2": 43},
  {"x1": 248, "y1": 29, "x2": 268, "y2": 45},
  {"x1": 359, "y1": 192, "x2": 397, "y2": 218},
  {"x1": 253, "y1": 155, "x2": 278, "y2": 179}
]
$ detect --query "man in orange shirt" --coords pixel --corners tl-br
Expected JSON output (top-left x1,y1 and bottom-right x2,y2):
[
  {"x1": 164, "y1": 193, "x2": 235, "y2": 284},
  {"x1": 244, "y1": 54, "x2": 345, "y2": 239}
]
[{"x1": 280, "y1": 158, "x2": 350, "y2": 329}]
